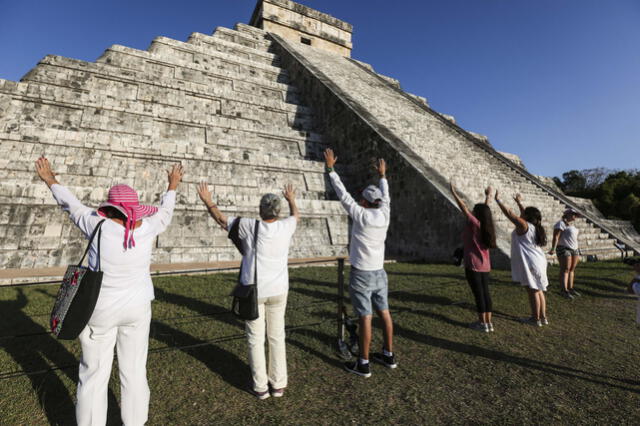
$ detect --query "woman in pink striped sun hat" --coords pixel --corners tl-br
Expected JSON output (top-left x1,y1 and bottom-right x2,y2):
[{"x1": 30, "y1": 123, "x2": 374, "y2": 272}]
[
  {"x1": 97, "y1": 183, "x2": 161, "y2": 249},
  {"x1": 35, "y1": 156, "x2": 184, "y2": 426}
]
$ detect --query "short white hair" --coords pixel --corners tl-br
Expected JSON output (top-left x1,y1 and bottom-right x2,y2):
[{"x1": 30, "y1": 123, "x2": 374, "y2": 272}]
[{"x1": 259, "y1": 193, "x2": 281, "y2": 219}]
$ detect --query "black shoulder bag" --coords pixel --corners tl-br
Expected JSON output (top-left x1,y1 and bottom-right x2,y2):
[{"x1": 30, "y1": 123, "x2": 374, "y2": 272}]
[
  {"x1": 50, "y1": 219, "x2": 105, "y2": 339},
  {"x1": 230, "y1": 219, "x2": 259, "y2": 321}
]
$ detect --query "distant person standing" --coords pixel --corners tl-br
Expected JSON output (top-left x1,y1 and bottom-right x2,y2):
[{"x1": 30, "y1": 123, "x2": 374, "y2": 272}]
[
  {"x1": 625, "y1": 257, "x2": 640, "y2": 325},
  {"x1": 549, "y1": 209, "x2": 582, "y2": 299},
  {"x1": 197, "y1": 181, "x2": 298, "y2": 399},
  {"x1": 449, "y1": 182, "x2": 498, "y2": 332},
  {"x1": 495, "y1": 192, "x2": 549, "y2": 327},
  {"x1": 324, "y1": 148, "x2": 396, "y2": 378}
]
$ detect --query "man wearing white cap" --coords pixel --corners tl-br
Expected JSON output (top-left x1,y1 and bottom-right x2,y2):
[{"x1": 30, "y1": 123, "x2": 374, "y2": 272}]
[{"x1": 324, "y1": 148, "x2": 396, "y2": 378}]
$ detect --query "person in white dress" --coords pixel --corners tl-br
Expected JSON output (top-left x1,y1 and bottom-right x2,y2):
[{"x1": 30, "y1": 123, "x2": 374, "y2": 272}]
[
  {"x1": 495, "y1": 192, "x2": 549, "y2": 327},
  {"x1": 549, "y1": 208, "x2": 581, "y2": 299},
  {"x1": 35, "y1": 156, "x2": 184, "y2": 426}
]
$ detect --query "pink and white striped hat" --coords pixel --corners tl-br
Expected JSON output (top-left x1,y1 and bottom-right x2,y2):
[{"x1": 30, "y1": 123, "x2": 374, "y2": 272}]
[{"x1": 97, "y1": 184, "x2": 158, "y2": 249}]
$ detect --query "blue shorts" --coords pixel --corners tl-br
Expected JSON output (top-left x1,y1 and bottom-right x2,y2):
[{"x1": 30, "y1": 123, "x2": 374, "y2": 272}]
[
  {"x1": 348, "y1": 268, "x2": 389, "y2": 317},
  {"x1": 556, "y1": 246, "x2": 579, "y2": 257}
]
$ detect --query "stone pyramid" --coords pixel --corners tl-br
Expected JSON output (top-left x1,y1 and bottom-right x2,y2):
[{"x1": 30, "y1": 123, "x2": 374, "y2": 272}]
[{"x1": 0, "y1": 0, "x2": 637, "y2": 282}]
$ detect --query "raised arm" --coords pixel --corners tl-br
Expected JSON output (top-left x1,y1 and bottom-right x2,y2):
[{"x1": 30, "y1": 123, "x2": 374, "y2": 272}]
[
  {"x1": 36, "y1": 156, "x2": 97, "y2": 237},
  {"x1": 449, "y1": 181, "x2": 471, "y2": 217},
  {"x1": 376, "y1": 158, "x2": 390, "y2": 205},
  {"x1": 324, "y1": 148, "x2": 365, "y2": 221},
  {"x1": 484, "y1": 186, "x2": 494, "y2": 205},
  {"x1": 495, "y1": 190, "x2": 528, "y2": 235},
  {"x1": 197, "y1": 182, "x2": 228, "y2": 230},
  {"x1": 148, "y1": 163, "x2": 183, "y2": 234},
  {"x1": 283, "y1": 184, "x2": 299, "y2": 221},
  {"x1": 513, "y1": 193, "x2": 525, "y2": 217}
]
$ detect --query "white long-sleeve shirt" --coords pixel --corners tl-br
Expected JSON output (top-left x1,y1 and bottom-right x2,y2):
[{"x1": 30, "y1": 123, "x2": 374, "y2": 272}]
[
  {"x1": 50, "y1": 184, "x2": 176, "y2": 312},
  {"x1": 328, "y1": 171, "x2": 390, "y2": 271}
]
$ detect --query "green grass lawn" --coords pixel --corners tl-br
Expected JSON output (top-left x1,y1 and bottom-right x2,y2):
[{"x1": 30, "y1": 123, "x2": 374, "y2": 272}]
[{"x1": 1, "y1": 261, "x2": 639, "y2": 425}]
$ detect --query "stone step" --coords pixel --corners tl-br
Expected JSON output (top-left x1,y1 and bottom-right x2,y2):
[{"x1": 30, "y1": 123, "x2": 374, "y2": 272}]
[
  {"x1": 1, "y1": 79, "x2": 326, "y2": 156},
  {"x1": 0, "y1": 141, "x2": 335, "y2": 195},
  {"x1": 18, "y1": 55, "x2": 310, "y2": 118},
  {"x1": 147, "y1": 36, "x2": 293, "y2": 88},
  {"x1": 187, "y1": 32, "x2": 280, "y2": 68},
  {"x1": 94, "y1": 47, "x2": 306, "y2": 110},
  {"x1": 221, "y1": 25, "x2": 274, "y2": 50},
  {"x1": 234, "y1": 24, "x2": 274, "y2": 48},
  {"x1": 0, "y1": 216, "x2": 349, "y2": 269}
]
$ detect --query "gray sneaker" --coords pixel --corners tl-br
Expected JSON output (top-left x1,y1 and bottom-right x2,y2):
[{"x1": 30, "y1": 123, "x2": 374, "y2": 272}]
[
  {"x1": 570, "y1": 289, "x2": 581, "y2": 297},
  {"x1": 470, "y1": 322, "x2": 489, "y2": 332},
  {"x1": 561, "y1": 290, "x2": 575, "y2": 300}
]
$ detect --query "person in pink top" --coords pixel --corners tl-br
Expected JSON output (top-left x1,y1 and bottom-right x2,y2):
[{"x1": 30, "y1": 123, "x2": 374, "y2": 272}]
[{"x1": 450, "y1": 182, "x2": 498, "y2": 332}]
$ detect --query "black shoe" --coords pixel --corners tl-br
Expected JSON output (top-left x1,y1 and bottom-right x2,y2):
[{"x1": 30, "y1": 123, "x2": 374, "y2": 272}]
[
  {"x1": 570, "y1": 289, "x2": 581, "y2": 297},
  {"x1": 372, "y1": 352, "x2": 398, "y2": 369},
  {"x1": 344, "y1": 361, "x2": 371, "y2": 377}
]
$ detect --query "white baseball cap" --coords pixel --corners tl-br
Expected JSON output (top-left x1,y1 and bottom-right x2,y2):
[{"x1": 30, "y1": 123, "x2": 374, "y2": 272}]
[{"x1": 362, "y1": 185, "x2": 383, "y2": 204}]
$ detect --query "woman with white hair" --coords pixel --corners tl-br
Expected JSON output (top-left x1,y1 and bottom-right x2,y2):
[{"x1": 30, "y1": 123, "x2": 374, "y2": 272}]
[
  {"x1": 35, "y1": 156, "x2": 184, "y2": 426},
  {"x1": 197, "y1": 182, "x2": 299, "y2": 399}
]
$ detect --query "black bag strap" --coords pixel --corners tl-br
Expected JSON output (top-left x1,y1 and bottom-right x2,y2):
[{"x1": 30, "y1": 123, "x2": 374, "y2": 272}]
[
  {"x1": 253, "y1": 219, "x2": 259, "y2": 285},
  {"x1": 78, "y1": 219, "x2": 106, "y2": 270}
]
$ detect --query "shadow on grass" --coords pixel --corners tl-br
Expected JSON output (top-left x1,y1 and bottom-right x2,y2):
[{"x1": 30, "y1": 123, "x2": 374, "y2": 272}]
[
  {"x1": 153, "y1": 287, "x2": 250, "y2": 391},
  {"x1": 287, "y1": 328, "x2": 343, "y2": 369},
  {"x1": 394, "y1": 323, "x2": 640, "y2": 392},
  {"x1": 0, "y1": 289, "x2": 122, "y2": 425},
  {"x1": 151, "y1": 321, "x2": 249, "y2": 391},
  {"x1": 291, "y1": 277, "x2": 338, "y2": 289},
  {"x1": 386, "y1": 271, "x2": 465, "y2": 282}
]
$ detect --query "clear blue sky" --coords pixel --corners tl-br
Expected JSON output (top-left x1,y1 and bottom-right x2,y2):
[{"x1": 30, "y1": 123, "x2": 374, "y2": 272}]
[{"x1": 1, "y1": 0, "x2": 638, "y2": 178}]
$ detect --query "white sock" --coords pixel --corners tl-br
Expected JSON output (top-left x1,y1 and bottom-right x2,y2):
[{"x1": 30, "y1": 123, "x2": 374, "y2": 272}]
[
  {"x1": 383, "y1": 349, "x2": 393, "y2": 357},
  {"x1": 359, "y1": 358, "x2": 369, "y2": 365}
]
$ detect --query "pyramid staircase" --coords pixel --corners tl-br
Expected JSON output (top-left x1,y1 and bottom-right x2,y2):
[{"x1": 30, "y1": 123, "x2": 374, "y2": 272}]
[{"x1": 269, "y1": 32, "x2": 639, "y2": 264}]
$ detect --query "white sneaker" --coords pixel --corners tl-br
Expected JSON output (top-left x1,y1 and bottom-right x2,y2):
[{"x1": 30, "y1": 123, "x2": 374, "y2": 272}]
[
  {"x1": 470, "y1": 322, "x2": 489, "y2": 332},
  {"x1": 541, "y1": 317, "x2": 549, "y2": 326},
  {"x1": 488, "y1": 322, "x2": 495, "y2": 332}
]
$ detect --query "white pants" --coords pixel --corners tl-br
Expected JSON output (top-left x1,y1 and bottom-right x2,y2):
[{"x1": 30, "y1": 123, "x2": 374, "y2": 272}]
[
  {"x1": 245, "y1": 293, "x2": 288, "y2": 392},
  {"x1": 76, "y1": 303, "x2": 152, "y2": 426}
]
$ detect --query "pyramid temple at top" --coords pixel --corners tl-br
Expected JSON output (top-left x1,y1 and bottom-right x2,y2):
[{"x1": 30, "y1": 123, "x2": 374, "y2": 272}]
[{"x1": 1, "y1": 0, "x2": 638, "y2": 282}]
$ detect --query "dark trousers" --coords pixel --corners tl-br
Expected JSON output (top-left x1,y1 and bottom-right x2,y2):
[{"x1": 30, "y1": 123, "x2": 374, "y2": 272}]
[{"x1": 464, "y1": 269, "x2": 492, "y2": 313}]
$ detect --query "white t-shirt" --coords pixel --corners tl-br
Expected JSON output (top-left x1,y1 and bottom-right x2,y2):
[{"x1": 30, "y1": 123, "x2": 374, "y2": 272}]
[
  {"x1": 328, "y1": 172, "x2": 390, "y2": 271},
  {"x1": 51, "y1": 184, "x2": 176, "y2": 313},
  {"x1": 228, "y1": 216, "x2": 297, "y2": 299},
  {"x1": 632, "y1": 279, "x2": 640, "y2": 325},
  {"x1": 554, "y1": 220, "x2": 579, "y2": 250}
]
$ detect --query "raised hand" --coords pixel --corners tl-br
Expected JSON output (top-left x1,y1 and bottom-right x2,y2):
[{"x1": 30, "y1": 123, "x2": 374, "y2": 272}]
[
  {"x1": 197, "y1": 182, "x2": 214, "y2": 206},
  {"x1": 35, "y1": 156, "x2": 58, "y2": 187},
  {"x1": 376, "y1": 158, "x2": 387, "y2": 177},
  {"x1": 167, "y1": 163, "x2": 185, "y2": 191},
  {"x1": 485, "y1": 186, "x2": 494, "y2": 197},
  {"x1": 495, "y1": 190, "x2": 501, "y2": 202},
  {"x1": 514, "y1": 193, "x2": 523, "y2": 204},
  {"x1": 324, "y1": 148, "x2": 337, "y2": 169},
  {"x1": 283, "y1": 183, "x2": 296, "y2": 202}
]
